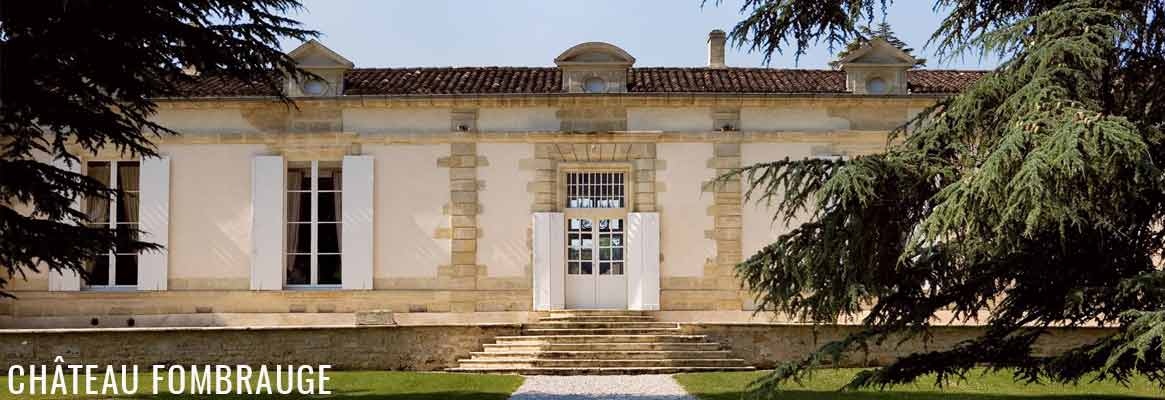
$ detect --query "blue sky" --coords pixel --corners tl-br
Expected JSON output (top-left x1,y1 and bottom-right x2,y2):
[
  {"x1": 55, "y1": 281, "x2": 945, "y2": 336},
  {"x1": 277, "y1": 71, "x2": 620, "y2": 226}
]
[{"x1": 278, "y1": 0, "x2": 998, "y2": 70}]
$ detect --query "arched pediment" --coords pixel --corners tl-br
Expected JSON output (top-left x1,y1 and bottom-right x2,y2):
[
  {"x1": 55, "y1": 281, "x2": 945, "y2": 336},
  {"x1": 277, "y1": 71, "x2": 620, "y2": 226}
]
[{"x1": 554, "y1": 42, "x2": 636, "y2": 66}]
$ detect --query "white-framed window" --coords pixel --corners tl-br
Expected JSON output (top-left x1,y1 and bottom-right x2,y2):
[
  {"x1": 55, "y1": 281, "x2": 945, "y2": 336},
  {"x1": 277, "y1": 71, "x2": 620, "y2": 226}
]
[
  {"x1": 565, "y1": 171, "x2": 626, "y2": 209},
  {"x1": 84, "y1": 160, "x2": 140, "y2": 289},
  {"x1": 286, "y1": 160, "x2": 342, "y2": 288}
]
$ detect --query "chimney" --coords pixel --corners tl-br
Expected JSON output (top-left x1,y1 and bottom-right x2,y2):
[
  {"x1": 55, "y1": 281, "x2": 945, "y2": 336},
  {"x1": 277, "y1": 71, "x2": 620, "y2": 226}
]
[{"x1": 707, "y1": 29, "x2": 727, "y2": 68}]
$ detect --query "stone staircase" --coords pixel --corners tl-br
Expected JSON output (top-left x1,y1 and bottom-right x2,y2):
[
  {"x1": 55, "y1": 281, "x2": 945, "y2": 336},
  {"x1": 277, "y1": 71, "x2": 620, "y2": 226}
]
[{"x1": 447, "y1": 309, "x2": 755, "y2": 375}]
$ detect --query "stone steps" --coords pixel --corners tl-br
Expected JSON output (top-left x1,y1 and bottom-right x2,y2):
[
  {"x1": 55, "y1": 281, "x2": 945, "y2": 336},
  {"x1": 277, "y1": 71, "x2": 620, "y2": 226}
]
[
  {"x1": 472, "y1": 350, "x2": 735, "y2": 360},
  {"x1": 448, "y1": 310, "x2": 755, "y2": 375},
  {"x1": 482, "y1": 342, "x2": 723, "y2": 352},
  {"x1": 522, "y1": 327, "x2": 682, "y2": 335},
  {"x1": 494, "y1": 334, "x2": 708, "y2": 344},
  {"x1": 526, "y1": 321, "x2": 678, "y2": 329},
  {"x1": 538, "y1": 315, "x2": 656, "y2": 322},
  {"x1": 456, "y1": 358, "x2": 750, "y2": 369},
  {"x1": 445, "y1": 366, "x2": 757, "y2": 375}
]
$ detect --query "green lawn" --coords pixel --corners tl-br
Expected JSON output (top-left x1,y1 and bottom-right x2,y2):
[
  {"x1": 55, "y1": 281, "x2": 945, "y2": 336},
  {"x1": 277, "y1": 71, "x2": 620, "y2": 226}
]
[
  {"x1": 674, "y1": 369, "x2": 1163, "y2": 400},
  {"x1": 0, "y1": 371, "x2": 523, "y2": 400}
]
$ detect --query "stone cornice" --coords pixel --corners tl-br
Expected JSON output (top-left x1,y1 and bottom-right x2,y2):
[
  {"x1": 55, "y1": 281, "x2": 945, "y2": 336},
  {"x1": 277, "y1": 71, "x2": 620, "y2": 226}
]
[{"x1": 154, "y1": 92, "x2": 944, "y2": 110}]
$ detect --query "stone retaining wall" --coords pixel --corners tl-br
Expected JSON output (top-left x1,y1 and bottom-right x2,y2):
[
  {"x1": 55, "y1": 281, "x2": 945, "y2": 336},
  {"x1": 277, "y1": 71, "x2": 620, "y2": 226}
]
[
  {"x1": 682, "y1": 324, "x2": 1115, "y2": 369},
  {"x1": 0, "y1": 323, "x2": 1113, "y2": 371},
  {"x1": 0, "y1": 324, "x2": 521, "y2": 371}
]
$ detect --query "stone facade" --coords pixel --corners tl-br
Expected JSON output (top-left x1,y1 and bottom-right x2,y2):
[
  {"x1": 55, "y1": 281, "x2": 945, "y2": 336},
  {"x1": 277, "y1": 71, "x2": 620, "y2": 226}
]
[{"x1": 2, "y1": 36, "x2": 974, "y2": 325}]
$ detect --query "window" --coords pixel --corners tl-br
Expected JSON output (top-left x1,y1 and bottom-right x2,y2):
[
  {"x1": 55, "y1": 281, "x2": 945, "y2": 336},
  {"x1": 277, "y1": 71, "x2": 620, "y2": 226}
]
[
  {"x1": 566, "y1": 172, "x2": 625, "y2": 209},
  {"x1": 302, "y1": 79, "x2": 327, "y2": 96},
  {"x1": 583, "y1": 77, "x2": 606, "y2": 93},
  {"x1": 286, "y1": 161, "x2": 342, "y2": 287},
  {"x1": 85, "y1": 161, "x2": 140, "y2": 289},
  {"x1": 865, "y1": 77, "x2": 887, "y2": 94}
]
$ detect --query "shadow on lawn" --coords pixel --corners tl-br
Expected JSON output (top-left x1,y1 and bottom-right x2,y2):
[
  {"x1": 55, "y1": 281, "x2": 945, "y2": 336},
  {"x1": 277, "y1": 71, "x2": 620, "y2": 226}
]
[{"x1": 695, "y1": 391, "x2": 1158, "y2": 400}]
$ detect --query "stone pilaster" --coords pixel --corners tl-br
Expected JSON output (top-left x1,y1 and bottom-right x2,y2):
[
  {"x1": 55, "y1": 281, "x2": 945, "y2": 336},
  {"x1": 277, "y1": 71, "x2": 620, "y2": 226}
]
[
  {"x1": 709, "y1": 141, "x2": 744, "y2": 310},
  {"x1": 446, "y1": 143, "x2": 480, "y2": 295}
]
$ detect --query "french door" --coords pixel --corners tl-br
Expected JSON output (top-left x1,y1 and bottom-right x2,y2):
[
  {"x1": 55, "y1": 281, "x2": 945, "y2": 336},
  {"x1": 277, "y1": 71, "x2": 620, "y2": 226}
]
[{"x1": 565, "y1": 216, "x2": 627, "y2": 309}]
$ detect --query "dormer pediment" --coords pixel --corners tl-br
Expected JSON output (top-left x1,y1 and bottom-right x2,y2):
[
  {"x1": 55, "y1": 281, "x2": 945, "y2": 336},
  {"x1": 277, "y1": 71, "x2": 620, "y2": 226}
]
[
  {"x1": 555, "y1": 42, "x2": 635, "y2": 93},
  {"x1": 285, "y1": 40, "x2": 353, "y2": 97},
  {"x1": 289, "y1": 40, "x2": 355, "y2": 69},
  {"x1": 834, "y1": 37, "x2": 917, "y2": 67}
]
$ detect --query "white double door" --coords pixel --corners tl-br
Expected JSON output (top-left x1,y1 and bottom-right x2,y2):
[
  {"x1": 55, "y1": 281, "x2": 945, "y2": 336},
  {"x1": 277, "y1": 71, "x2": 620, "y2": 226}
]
[{"x1": 564, "y1": 216, "x2": 627, "y2": 309}]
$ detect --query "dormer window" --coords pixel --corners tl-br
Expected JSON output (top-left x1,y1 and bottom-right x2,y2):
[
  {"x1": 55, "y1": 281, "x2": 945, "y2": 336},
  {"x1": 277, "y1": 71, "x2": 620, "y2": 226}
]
[
  {"x1": 554, "y1": 42, "x2": 635, "y2": 93},
  {"x1": 865, "y1": 78, "x2": 887, "y2": 95},
  {"x1": 302, "y1": 79, "x2": 328, "y2": 96},
  {"x1": 832, "y1": 37, "x2": 919, "y2": 95},
  {"x1": 583, "y1": 77, "x2": 606, "y2": 93},
  {"x1": 285, "y1": 40, "x2": 354, "y2": 97}
]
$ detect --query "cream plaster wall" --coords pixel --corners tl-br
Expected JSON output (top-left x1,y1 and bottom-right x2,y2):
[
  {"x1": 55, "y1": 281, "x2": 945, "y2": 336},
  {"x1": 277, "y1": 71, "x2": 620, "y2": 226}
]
[
  {"x1": 476, "y1": 143, "x2": 534, "y2": 277},
  {"x1": 628, "y1": 108, "x2": 712, "y2": 132},
  {"x1": 740, "y1": 107, "x2": 850, "y2": 132},
  {"x1": 478, "y1": 108, "x2": 559, "y2": 132},
  {"x1": 656, "y1": 143, "x2": 715, "y2": 277},
  {"x1": 368, "y1": 144, "x2": 450, "y2": 278},
  {"x1": 153, "y1": 109, "x2": 259, "y2": 134},
  {"x1": 166, "y1": 144, "x2": 266, "y2": 284},
  {"x1": 344, "y1": 108, "x2": 451, "y2": 134},
  {"x1": 740, "y1": 143, "x2": 818, "y2": 258}
]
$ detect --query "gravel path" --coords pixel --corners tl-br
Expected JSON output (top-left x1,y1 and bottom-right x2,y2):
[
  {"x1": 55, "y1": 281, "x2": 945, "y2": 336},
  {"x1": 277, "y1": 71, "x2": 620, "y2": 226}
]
[{"x1": 508, "y1": 375, "x2": 696, "y2": 400}]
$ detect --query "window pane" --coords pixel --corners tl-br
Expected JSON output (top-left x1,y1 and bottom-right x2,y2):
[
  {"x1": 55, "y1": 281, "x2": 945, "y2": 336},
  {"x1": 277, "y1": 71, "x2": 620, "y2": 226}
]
[
  {"x1": 318, "y1": 164, "x2": 342, "y2": 191},
  {"x1": 611, "y1": 262, "x2": 624, "y2": 275},
  {"x1": 567, "y1": 262, "x2": 579, "y2": 275},
  {"x1": 85, "y1": 196, "x2": 110, "y2": 224},
  {"x1": 318, "y1": 223, "x2": 341, "y2": 253},
  {"x1": 579, "y1": 262, "x2": 592, "y2": 275},
  {"x1": 114, "y1": 255, "x2": 138, "y2": 286},
  {"x1": 287, "y1": 164, "x2": 310, "y2": 191},
  {"x1": 287, "y1": 193, "x2": 312, "y2": 222},
  {"x1": 87, "y1": 162, "x2": 111, "y2": 185},
  {"x1": 318, "y1": 255, "x2": 342, "y2": 285},
  {"x1": 599, "y1": 248, "x2": 611, "y2": 261},
  {"x1": 317, "y1": 193, "x2": 341, "y2": 222},
  {"x1": 114, "y1": 224, "x2": 139, "y2": 253},
  {"x1": 86, "y1": 256, "x2": 110, "y2": 286},
  {"x1": 286, "y1": 254, "x2": 310, "y2": 285},
  {"x1": 85, "y1": 162, "x2": 111, "y2": 223},
  {"x1": 613, "y1": 248, "x2": 624, "y2": 261},
  {"x1": 117, "y1": 161, "x2": 140, "y2": 191},
  {"x1": 287, "y1": 223, "x2": 311, "y2": 253},
  {"x1": 599, "y1": 263, "x2": 611, "y2": 275},
  {"x1": 116, "y1": 192, "x2": 139, "y2": 223}
]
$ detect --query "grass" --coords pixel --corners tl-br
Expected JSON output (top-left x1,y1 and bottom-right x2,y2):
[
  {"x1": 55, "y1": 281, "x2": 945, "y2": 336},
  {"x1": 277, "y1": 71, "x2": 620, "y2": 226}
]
[
  {"x1": 674, "y1": 368, "x2": 1164, "y2": 400},
  {"x1": 0, "y1": 371, "x2": 524, "y2": 400}
]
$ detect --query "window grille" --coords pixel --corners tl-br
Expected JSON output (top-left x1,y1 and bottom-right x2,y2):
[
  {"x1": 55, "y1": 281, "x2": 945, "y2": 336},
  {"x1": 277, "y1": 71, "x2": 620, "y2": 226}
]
[{"x1": 566, "y1": 172, "x2": 625, "y2": 209}]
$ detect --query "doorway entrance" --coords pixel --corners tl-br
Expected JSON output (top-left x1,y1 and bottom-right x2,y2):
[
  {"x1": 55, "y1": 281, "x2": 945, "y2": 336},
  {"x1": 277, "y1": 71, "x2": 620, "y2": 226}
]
[
  {"x1": 565, "y1": 217, "x2": 626, "y2": 308},
  {"x1": 560, "y1": 168, "x2": 630, "y2": 309}
]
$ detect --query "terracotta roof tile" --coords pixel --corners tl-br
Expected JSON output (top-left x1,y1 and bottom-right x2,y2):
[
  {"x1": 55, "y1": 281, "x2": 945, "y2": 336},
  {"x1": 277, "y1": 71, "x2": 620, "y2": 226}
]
[{"x1": 173, "y1": 67, "x2": 987, "y2": 97}]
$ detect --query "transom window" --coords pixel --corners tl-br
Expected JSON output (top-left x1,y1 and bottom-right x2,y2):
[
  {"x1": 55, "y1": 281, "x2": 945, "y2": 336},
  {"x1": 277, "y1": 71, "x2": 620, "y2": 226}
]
[
  {"x1": 286, "y1": 161, "x2": 342, "y2": 287},
  {"x1": 84, "y1": 161, "x2": 140, "y2": 289},
  {"x1": 566, "y1": 172, "x2": 625, "y2": 209}
]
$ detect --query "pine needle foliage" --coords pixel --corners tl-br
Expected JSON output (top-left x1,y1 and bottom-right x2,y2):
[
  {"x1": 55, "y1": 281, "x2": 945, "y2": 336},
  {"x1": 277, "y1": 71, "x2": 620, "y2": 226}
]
[
  {"x1": 0, "y1": 1, "x2": 317, "y2": 295},
  {"x1": 713, "y1": 0, "x2": 1165, "y2": 395}
]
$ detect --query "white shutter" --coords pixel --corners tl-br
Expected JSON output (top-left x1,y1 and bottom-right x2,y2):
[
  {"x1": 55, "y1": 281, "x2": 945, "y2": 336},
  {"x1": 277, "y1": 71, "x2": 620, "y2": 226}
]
[
  {"x1": 138, "y1": 156, "x2": 170, "y2": 290},
  {"x1": 251, "y1": 155, "x2": 284, "y2": 290},
  {"x1": 341, "y1": 155, "x2": 374, "y2": 290},
  {"x1": 48, "y1": 158, "x2": 82, "y2": 292},
  {"x1": 532, "y1": 212, "x2": 565, "y2": 310},
  {"x1": 627, "y1": 212, "x2": 660, "y2": 310}
]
